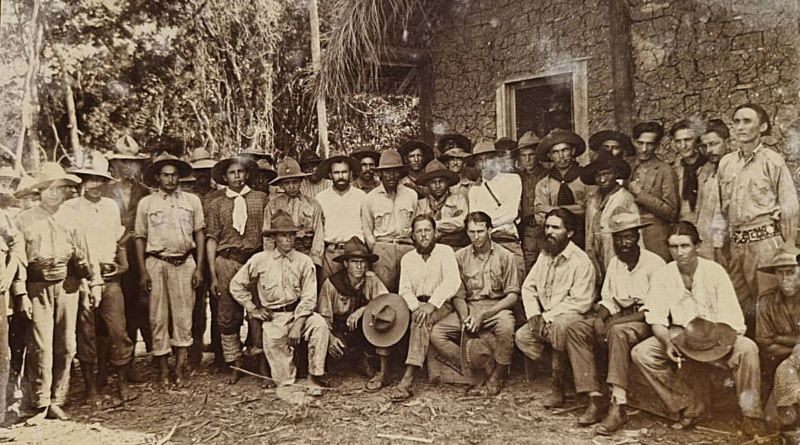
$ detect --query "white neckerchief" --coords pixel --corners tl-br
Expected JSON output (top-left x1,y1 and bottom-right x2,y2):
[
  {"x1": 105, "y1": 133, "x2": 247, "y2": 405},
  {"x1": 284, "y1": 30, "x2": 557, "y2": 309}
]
[{"x1": 225, "y1": 185, "x2": 251, "y2": 235}]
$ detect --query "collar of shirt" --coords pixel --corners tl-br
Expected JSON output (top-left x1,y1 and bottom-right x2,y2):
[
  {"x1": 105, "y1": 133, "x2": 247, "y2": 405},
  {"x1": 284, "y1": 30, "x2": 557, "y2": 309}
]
[
  {"x1": 469, "y1": 242, "x2": 495, "y2": 260},
  {"x1": 271, "y1": 249, "x2": 296, "y2": 262},
  {"x1": 548, "y1": 240, "x2": 578, "y2": 264},
  {"x1": 736, "y1": 143, "x2": 763, "y2": 164},
  {"x1": 156, "y1": 189, "x2": 181, "y2": 199}
]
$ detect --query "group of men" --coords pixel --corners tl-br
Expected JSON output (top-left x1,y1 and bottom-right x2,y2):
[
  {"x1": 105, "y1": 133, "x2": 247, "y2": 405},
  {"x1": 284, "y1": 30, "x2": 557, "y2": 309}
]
[{"x1": 0, "y1": 101, "x2": 799, "y2": 439}]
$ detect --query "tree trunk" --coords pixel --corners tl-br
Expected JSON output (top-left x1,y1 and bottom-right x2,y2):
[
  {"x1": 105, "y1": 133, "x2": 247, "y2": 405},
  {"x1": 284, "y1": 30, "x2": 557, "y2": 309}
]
[
  {"x1": 63, "y1": 70, "x2": 83, "y2": 166},
  {"x1": 15, "y1": 0, "x2": 43, "y2": 175},
  {"x1": 308, "y1": 0, "x2": 329, "y2": 157}
]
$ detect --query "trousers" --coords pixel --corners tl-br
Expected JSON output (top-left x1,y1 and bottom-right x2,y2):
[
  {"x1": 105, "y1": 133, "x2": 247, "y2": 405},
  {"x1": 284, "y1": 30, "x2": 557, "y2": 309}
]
[
  {"x1": 431, "y1": 301, "x2": 515, "y2": 366},
  {"x1": 729, "y1": 236, "x2": 782, "y2": 337},
  {"x1": 76, "y1": 281, "x2": 133, "y2": 367},
  {"x1": 261, "y1": 312, "x2": 329, "y2": 386},
  {"x1": 0, "y1": 291, "x2": 9, "y2": 422},
  {"x1": 146, "y1": 256, "x2": 195, "y2": 356},
  {"x1": 515, "y1": 312, "x2": 587, "y2": 360},
  {"x1": 521, "y1": 226, "x2": 544, "y2": 274},
  {"x1": 121, "y1": 243, "x2": 151, "y2": 353},
  {"x1": 631, "y1": 332, "x2": 763, "y2": 418},
  {"x1": 372, "y1": 242, "x2": 414, "y2": 293},
  {"x1": 406, "y1": 304, "x2": 452, "y2": 368}
]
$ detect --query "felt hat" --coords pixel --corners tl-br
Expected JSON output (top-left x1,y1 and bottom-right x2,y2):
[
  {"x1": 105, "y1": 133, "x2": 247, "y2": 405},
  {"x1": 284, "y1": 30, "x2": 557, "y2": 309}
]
[
  {"x1": 30, "y1": 162, "x2": 82, "y2": 191},
  {"x1": 107, "y1": 135, "x2": 149, "y2": 161},
  {"x1": 350, "y1": 146, "x2": 381, "y2": 162},
  {"x1": 536, "y1": 130, "x2": 586, "y2": 162},
  {"x1": 297, "y1": 149, "x2": 322, "y2": 167},
  {"x1": 362, "y1": 293, "x2": 410, "y2": 348},
  {"x1": 579, "y1": 150, "x2": 632, "y2": 185},
  {"x1": 673, "y1": 317, "x2": 737, "y2": 363},
  {"x1": 318, "y1": 155, "x2": 361, "y2": 179},
  {"x1": 190, "y1": 148, "x2": 217, "y2": 170},
  {"x1": 333, "y1": 236, "x2": 379, "y2": 263},
  {"x1": 143, "y1": 152, "x2": 193, "y2": 187},
  {"x1": 415, "y1": 159, "x2": 460, "y2": 187},
  {"x1": 0, "y1": 166, "x2": 21, "y2": 193},
  {"x1": 263, "y1": 209, "x2": 300, "y2": 235},
  {"x1": 270, "y1": 157, "x2": 310, "y2": 185},
  {"x1": 374, "y1": 149, "x2": 406, "y2": 171},
  {"x1": 240, "y1": 147, "x2": 275, "y2": 166},
  {"x1": 435, "y1": 134, "x2": 472, "y2": 154},
  {"x1": 438, "y1": 147, "x2": 471, "y2": 163},
  {"x1": 252, "y1": 158, "x2": 278, "y2": 183},
  {"x1": 602, "y1": 206, "x2": 652, "y2": 235},
  {"x1": 589, "y1": 130, "x2": 635, "y2": 157},
  {"x1": 466, "y1": 139, "x2": 500, "y2": 161},
  {"x1": 494, "y1": 137, "x2": 518, "y2": 154},
  {"x1": 67, "y1": 150, "x2": 117, "y2": 181},
  {"x1": 13, "y1": 175, "x2": 39, "y2": 199},
  {"x1": 211, "y1": 156, "x2": 259, "y2": 186},
  {"x1": 511, "y1": 131, "x2": 540, "y2": 156},
  {"x1": 179, "y1": 175, "x2": 196, "y2": 184},
  {"x1": 398, "y1": 140, "x2": 434, "y2": 164},
  {"x1": 460, "y1": 328, "x2": 493, "y2": 379},
  {"x1": 758, "y1": 245, "x2": 800, "y2": 274}
]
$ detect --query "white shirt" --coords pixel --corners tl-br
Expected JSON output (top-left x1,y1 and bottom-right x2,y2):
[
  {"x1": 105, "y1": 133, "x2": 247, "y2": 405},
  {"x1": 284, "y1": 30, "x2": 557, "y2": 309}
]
[
  {"x1": 62, "y1": 196, "x2": 124, "y2": 264},
  {"x1": 316, "y1": 186, "x2": 367, "y2": 243},
  {"x1": 600, "y1": 250, "x2": 665, "y2": 316},
  {"x1": 398, "y1": 243, "x2": 461, "y2": 311},
  {"x1": 468, "y1": 173, "x2": 522, "y2": 239}
]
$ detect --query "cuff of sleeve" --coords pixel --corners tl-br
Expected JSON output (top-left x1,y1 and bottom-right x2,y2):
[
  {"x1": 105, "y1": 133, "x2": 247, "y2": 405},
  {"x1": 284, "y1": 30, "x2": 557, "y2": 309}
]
[
  {"x1": 542, "y1": 312, "x2": 553, "y2": 324},
  {"x1": 11, "y1": 281, "x2": 25, "y2": 297},
  {"x1": 406, "y1": 298, "x2": 420, "y2": 312},
  {"x1": 294, "y1": 310, "x2": 312, "y2": 319},
  {"x1": 243, "y1": 301, "x2": 257, "y2": 313},
  {"x1": 429, "y1": 295, "x2": 447, "y2": 308}
]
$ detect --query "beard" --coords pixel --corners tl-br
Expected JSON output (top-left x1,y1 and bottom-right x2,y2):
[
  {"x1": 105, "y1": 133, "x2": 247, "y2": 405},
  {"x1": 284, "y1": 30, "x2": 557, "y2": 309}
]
[
  {"x1": 614, "y1": 244, "x2": 640, "y2": 265},
  {"x1": 333, "y1": 179, "x2": 349, "y2": 191},
  {"x1": 415, "y1": 239, "x2": 435, "y2": 256},
  {"x1": 543, "y1": 234, "x2": 569, "y2": 256}
]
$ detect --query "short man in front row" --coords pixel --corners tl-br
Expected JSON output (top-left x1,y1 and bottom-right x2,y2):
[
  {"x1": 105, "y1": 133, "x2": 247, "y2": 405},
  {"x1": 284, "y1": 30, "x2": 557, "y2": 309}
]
[
  {"x1": 415, "y1": 160, "x2": 469, "y2": 249},
  {"x1": 391, "y1": 215, "x2": 461, "y2": 401},
  {"x1": 431, "y1": 212, "x2": 519, "y2": 396},
  {"x1": 631, "y1": 222, "x2": 765, "y2": 436},
  {"x1": 515, "y1": 208, "x2": 595, "y2": 408},
  {"x1": 566, "y1": 208, "x2": 665, "y2": 434},
  {"x1": 230, "y1": 210, "x2": 329, "y2": 394}
]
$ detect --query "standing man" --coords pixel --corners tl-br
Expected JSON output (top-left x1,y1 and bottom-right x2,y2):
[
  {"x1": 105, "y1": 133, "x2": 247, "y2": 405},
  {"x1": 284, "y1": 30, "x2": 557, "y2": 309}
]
[
  {"x1": 696, "y1": 119, "x2": 731, "y2": 267},
  {"x1": 0, "y1": 172, "x2": 23, "y2": 424},
  {"x1": 414, "y1": 160, "x2": 469, "y2": 249},
  {"x1": 515, "y1": 209, "x2": 595, "y2": 408},
  {"x1": 431, "y1": 212, "x2": 519, "y2": 396},
  {"x1": 351, "y1": 146, "x2": 382, "y2": 194},
  {"x1": 438, "y1": 147, "x2": 473, "y2": 200},
  {"x1": 229, "y1": 211, "x2": 329, "y2": 395},
  {"x1": 187, "y1": 147, "x2": 217, "y2": 198},
  {"x1": 719, "y1": 103, "x2": 799, "y2": 335},
  {"x1": 512, "y1": 131, "x2": 548, "y2": 271},
  {"x1": 206, "y1": 156, "x2": 268, "y2": 384},
  {"x1": 390, "y1": 215, "x2": 461, "y2": 402},
  {"x1": 627, "y1": 121, "x2": 679, "y2": 262},
  {"x1": 316, "y1": 154, "x2": 366, "y2": 284},
  {"x1": 240, "y1": 147, "x2": 278, "y2": 196},
  {"x1": 362, "y1": 150, "x2": 418, "y2": 292},
  {"x1": 565, "y1": 209, "x2": 665, "y2": 433},
  {"x1": 399, "y1": 141, "x2": 435, "y2": 198},
  {"x1": 298, "y1": 149, "x2": 332, "y2": 200},
  {"x1": 534, "y1": 130, "x2": 589, "y2": 250},
  {"x1": 588, "y1": 130, "x2": 636, "y2": 167},
  {"x1": 135, "y1": 153, "x2": 205, "y2": 388},
  {"x1": 670, "y1": 120, "x2": 707, "y2": 224}
]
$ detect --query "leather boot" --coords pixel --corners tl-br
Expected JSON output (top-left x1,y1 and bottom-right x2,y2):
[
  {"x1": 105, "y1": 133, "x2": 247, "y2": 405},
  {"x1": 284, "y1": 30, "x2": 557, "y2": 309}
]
[
  {"x1": 543, "y1": 375, "x2": 565, "y2": 408},
  {"x1": 596, "y1": 402, "x2": 628, "y2": 435},
  {"x1": 577, "y1": 395, "x2": 608, "y2": 426}
]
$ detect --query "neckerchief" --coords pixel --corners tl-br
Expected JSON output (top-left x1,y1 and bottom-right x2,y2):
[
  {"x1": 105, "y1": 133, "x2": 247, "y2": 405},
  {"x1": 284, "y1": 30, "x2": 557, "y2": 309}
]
[
  {"x1": 681, "y1": 155, "x2": 707, "y2": 212},
  {"x1": 548, "y1": 163, "x2": 580, "y2": 206},
  {"x1": 329, "y1": 268, "x2": 367, "y2": 309},
  {"x1": 427, "y1": 192, "x2": 450, "y2": 218},
  {"x1": 225, "y1": 185, "x2": 251, "y2": 235}
]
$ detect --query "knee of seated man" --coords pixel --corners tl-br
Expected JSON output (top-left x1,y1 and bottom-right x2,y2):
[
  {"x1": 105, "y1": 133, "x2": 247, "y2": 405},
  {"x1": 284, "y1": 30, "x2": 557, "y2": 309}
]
[
  {"x1": 492, "y1": 310, "x2": 515, "y2": 333},
  {"x1": 733, "y1": 336, "x2": 759, "y2": 357}
]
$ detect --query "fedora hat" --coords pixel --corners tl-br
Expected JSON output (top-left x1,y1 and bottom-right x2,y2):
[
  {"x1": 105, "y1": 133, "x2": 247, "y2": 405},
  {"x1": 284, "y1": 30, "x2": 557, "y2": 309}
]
[
  {"x1": 673, "y1": 317, "x2": 737, "y2": 363},
  {"x1": 190, "y1": 148, "x2": 217, "y2": 170},
  {"x1": 759, "y1": 245, "x2": 800, "y2": 274},
  {"x1": 435, "y1": 134, "x2": 472, "y2": 154},
  {"x1": 589, "y1": 130, "x2": 634, "y2": 157},
  {"x1": 466, "y1": 139, "x2": 499, "y2": 161},
  {"x1": 67, "y1": 150, "x2": 117, "y2": 182},
  {"x1": 511, "y1": 131, "x2": 540, "y2": 156},
  {"x1": 263, "y1": 209, "x2": 300, "y2": 235},
  {"x1": 239, "y1": 147, "x2": 274, "y2": 165},
  {"x1": 14, "y1": 175, "x2": 40, "y2": 199},
  {"x1": 298, "y1": 149, "x2": 322, "y2": 166},
  {"x1": 579, "y1": 150, "x2": 632, "y2": 185},
  {"x1": 318, "y1": 155, "x2": 361, "y2": 179},
  {"x1": 107, "y1": 135, "x2": 149, "y2": 161},
  {"x1": 536, "y1": 130, "x2": 586, "y2": 162},
  {"x1": 399, "y1": 140, "x2": 434, "y2": 164},
  {"x1": 350, "y1": 146, "x2": 381, "y2": 162},
  {"x1": 270, "y1": 157, "x2": 310, "y2": 185},
  {"x1": 416, "y1": 159, "x2": 460, "y2": 187},
  {"x1": 494, "y1": 137, "x2": 518, "y2": 154},
  {"x1": 143, "y1": 152, "x2": 193, "y2": 187},
  {"x1": 211, "y1": 156, "x2": 258, "y2": 186},
  {"x1": 333, "y1": 236, "x2": 379, "y2": 263},
  {"x1": 438, "y1": 147, "x2": 471, "y2": 163},
  {"x1": 31, "y1": 162, "x2": 82, "y2": 191},
  {"x1": 460, "y1": 328, "x2": 493, "y2": 379},
  {"x1": 362, "y1": 293, "x2": 410, "y2": 348},
  {"x1": 374, "y1": 149, "x2": 406, "y2": 171},
  {"x1": 602, "y1": 206, "x2": 651, "y2": 235}
]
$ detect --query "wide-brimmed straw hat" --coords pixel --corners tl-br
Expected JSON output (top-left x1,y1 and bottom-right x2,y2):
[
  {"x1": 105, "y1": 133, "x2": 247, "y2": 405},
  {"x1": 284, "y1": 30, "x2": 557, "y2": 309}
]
[
  {"x1": 143, "y1": 152, "x2": 193, "y2": 187},
  {"x1": 14, "y1": 175, "x2": 40, "y2": 199},
  {"x1": 511, "y1": 131, "x2": 540, "y2": 156},
  {"x1": 31, "y1": 162, "x2": 82, "y2": 191},
  {"x1": 673, "y1": 317, "x2": 737, "y2": 363},
  {"x1": 350, "y1": 146, "x2": 381, "y2": 162},
  {"x1": 374, "y1": 150, "x2": 406, "y2": 171},
  {"x1": 107, "y1": 136, "x2": 149, "y2": 161},
  {"x1": 298, "y1": 149, "x2": 323, "y2": 167},
  {"x1": 466, "y1": 139, "x2": 500, "y2": 161},
  {"x1": 211, "y1": 156, "x2": 258, "y2": 186},
  {"x1": 460, "y1": 328, "x2": 493, "y2": 379},
  {"x1": 270, "y1": 157, "x2": 310, "y2": 185},
  {"x1": 602, "y1": 207, "x2": 652, "y2": 235},
  {"x1": 416, "y1": 160, "x2": 460, "y2": 187},
  {"x1": 190, "y1": 148, "x2": 217, "y2": 170},
  {"x1": 333, "y1": 236, "x2": 379, "y2": 263},
  {"x1": 589, "y1": 130, "x2": 634, "y2": 157},
  {"x1": 362, "y1": 293, "x2": 410, "y2": 348},
  {"x1": 263, "y1": 209, "x2": 300, "y2": 235},
  {"x1": 318, "y1": 155, "x2": 361, "y2": 179},
  {"x1": 399, "y1": 141, "x2": 434, "y2": 164},
  {"x1": 438, "y1": 147, "x2": 471, "y2": 163},
  {"x1": 579, "y1": 150, "x2": 632, "y2": 185},
  {"x1": 240, "y1": 147, "x2": 274, "y2": 166},
  {"x1": 435, "y1": 134, "x2": 472, "y2": 154},
  {"x1": 536, "y1": 130, "x2": 586, "y2": 162},
  {"x1": 759, "y1": 245, "x2": 800, "y2": 274},
  {"x1": 67, "y1": 151, "x2": 117, "y2": 181}
]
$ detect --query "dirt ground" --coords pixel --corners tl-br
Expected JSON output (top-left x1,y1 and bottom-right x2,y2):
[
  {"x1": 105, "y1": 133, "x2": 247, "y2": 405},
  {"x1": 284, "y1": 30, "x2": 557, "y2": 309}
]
[{"x1": 0, "y1": 349, "x2": 783, "y2": 445}]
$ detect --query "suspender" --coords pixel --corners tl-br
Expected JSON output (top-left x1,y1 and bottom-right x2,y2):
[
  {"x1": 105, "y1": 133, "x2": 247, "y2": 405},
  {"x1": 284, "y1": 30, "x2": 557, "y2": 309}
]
[{"x1": 483, "y1": 182, "x2": 502, "y2": 208}]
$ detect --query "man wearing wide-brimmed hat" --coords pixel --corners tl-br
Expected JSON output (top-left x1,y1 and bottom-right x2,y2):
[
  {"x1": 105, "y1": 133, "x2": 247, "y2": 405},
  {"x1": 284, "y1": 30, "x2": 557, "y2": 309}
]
[
  {"x1": 565, "y1": 207, "x2": 665, "y2": 434},
  {"x1": 239, "y1": 147, "x2": 278, "y2": 195},
  {"x1": 589, "y1": 130, "x2": 635, "y2": 165},
  {"x1": 399, "y1": 140, "x2": 435, "y2": 198},
  {"x1": 206, "y1": 155, "x2": 268, "y2": 382},
  {"x1": 62, "y1": 151, "x2": 137, "y2": 404},
  {"x1": 15, "y1": 162, "x2": 101, "y2": 420},
  {"x1": 187, "y1": 147, "x2": 217, "y2": 198},
  {"x1": 511, "y1": 131, "x2": 548, "y2": 271},
  {"x1": 316, "y1": 236, "x2": 389, "y2": 390},
  {"x1": 229, "y1": 210, "x2": 329, "y2": 395},
  {"x1": 414, "y1": 160, "x2": 469, "y2": 249},
  {"x1": 581, "y1": 150, "x2": 641, "y2": 274},
  {"x1": 135, "y1": 152, "x2": 205, "y2": 388},
  {"x1": 298, "y1": 149, "x2": 332, "y2": 200},
  {"x1": 631, "y1": 221, "x2": 764, "y2": 436},
  {"x1": 362, "y1": 149, "x2": 418, "y2": 292},
  {"x1": 438, "y1": 147, "x2": 472, "y2": 200},
  {"x1": 350, "y1": 146, "x2": 381, "y2": 194},
  {"x1": 533, "y1": 129, "x2": 589, "y2": 250},
  {"x1": 316, "y1": 154, "x2": 367, "y2": 284},
  {"x1": 263, "y1": 157, "x2": 323, "y2": 265}
]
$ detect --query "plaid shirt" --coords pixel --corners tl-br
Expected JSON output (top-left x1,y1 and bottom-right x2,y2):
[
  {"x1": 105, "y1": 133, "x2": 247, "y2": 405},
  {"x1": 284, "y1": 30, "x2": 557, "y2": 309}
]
[{"x1": 205, "y1": 189, "x2": 268, "y2": 252}]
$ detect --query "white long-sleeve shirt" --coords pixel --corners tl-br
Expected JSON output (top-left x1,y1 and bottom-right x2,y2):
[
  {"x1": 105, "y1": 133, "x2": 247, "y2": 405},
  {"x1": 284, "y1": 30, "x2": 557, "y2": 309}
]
[
  {"x1": 398, "y1": 243, "x2": 461, "y2": 311},
  {"x1": 468, "y1": 173, "x2": 522, "y2": 240}
]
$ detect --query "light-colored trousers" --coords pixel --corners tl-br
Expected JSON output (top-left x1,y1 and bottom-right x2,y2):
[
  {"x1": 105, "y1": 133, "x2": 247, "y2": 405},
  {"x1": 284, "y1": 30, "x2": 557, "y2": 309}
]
[
  {"x1": 262, "y1": 312, "x2": 329, "y2": 386},
  {"x1": 146, "y1": 256, "x2": 196, "y2": 356}
]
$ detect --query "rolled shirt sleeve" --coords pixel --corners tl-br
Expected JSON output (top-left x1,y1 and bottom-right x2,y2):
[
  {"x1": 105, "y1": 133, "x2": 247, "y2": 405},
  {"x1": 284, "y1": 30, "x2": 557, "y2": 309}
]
[
  {"x1": 521, "y1": 261, "x2": 542, "y2": 318},
  {"x1": 398, "y1": 253, "x2": 420, "y2": 312},
  {"x1": 428, "y1": 246, "x2": 462, "y2": 308}
]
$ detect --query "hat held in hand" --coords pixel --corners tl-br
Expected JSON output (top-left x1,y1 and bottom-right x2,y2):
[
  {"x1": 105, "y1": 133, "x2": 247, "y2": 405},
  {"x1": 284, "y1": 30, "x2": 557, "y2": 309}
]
[{"x1": 363, "y1": 293, "x2": 410, "y2": 348}]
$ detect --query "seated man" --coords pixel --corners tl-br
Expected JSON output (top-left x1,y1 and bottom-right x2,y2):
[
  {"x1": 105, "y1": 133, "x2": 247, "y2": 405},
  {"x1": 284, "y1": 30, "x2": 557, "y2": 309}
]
[
  {"x1": 515, "y1": 208, "x2": 596, "y2": 408},
  {"x1": 565, "y1": 208, "x2": 665, "y2": 433},
  {"x1": 316, "y1": 236, "x2": 389, "y2": 390},
  {"x1": 431, "y1": 212, "x2": 519, "y2": 396},
  {"x1": 631, "y1": 221, "x2": 765, "y2": 436},
  {"x1": 391, "y1": 215, "x2": 461, "y2": 401},
  {"x1": 229, "y1": 210, "x2": 329, "y2": 395}
]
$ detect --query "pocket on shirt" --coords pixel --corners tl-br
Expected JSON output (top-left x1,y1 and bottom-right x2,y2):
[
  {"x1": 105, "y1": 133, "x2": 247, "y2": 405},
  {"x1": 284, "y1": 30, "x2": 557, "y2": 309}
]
[
  {"x1": 177, "y1": 205, "x2": 195, "y2": 228},
  {"x1": 148, "y1": 211, "x2": 165, "y2": 227},
  {"x1": 259, "y1": 276, "x2": 280, "y2": 304},
  {"x1": 399, "y1": 207, "x2": 414, "y2": 228},
  {"x1": 374, "y1": 210, "x2": 392, "y2": 234},
  {"x1": 749, "y1": 178, "x2": 776, "y2": 208},
  {"x1": 489, "y1": 267, "x2": 504, "y2": 292}
]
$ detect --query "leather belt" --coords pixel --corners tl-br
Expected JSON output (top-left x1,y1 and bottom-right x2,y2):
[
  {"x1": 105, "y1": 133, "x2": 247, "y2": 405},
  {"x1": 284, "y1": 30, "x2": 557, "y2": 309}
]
[
  {"x1": 326, "y1": 242, "x2": 347, "y2": 251},
  {"x1": 147, "y1": 252, "x2": 191, "y2": 266},
  {"x1": 730, "y1": 222, "x2": 781, "y2": 244},
  {"x1": 270, "y1": 299, "x2": 300, "y2": 313},
  {"x1": 619, "y1": 303, "x2": 644, "y2": 316},
  {"x1": 375, "y1": 238, "x2": 413, "y2": 245},
  {"x1": 28, "y1": 264, "x2": 68, "y2": 283},
  {"x1": 219, "y1": 248, "x2": 259, "y2": 264}
]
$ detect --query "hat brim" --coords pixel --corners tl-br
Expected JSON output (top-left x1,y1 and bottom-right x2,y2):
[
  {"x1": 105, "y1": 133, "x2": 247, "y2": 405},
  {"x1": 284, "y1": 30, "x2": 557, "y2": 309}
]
[
  {"x1": 333, "y1": 252, "x2": 379, "y2": 263},
  {"x1": 69, "y1": 169, "x2": 118, "y2": 182},
  {"x1": 758, "y1": 260, "x2": 800, "y2": 274},
  {"x1": 536, "y1": 132, "x2": 587, "y2": 162},
  {"x1": 374, "y1": 164, "x2": 407, "y2": 172},
  {"x1": 191, "y1": 159, "x2": 217, "y2": 170},
  {"x1": 602, "y1": 221, "x2": 652, "y2": 235},
  {"x1": 435, "y1": 134, "x2": 472, "y2": 153},
  {"x1": 415, "y1": 169, "x2": 460, "y2": 187},
  {"x1": 211, "y1": 157, "x2": 259, "y2": 186},
  {"x1": 438, "y1": 151, "x2": 471, "y2": 163},
  {"x1": 269, "y1": 172, "x2": 310, "y2": 185},
  {"x1": 579, "y1": 157, "x2": 632, "y2": 185},
  {"x1": 263, "y1": 227, "x2": 300, "y2": 235},
  {"x1": 510, "y1": 142, "x2": 539, "y2": 156},
  {"x1": 673, "y1": 324, "x2": 738, "y2": 363},
  {"x1": 31, "y1": 174, "x2": 82, "y2": 191},
  {"x1": 240, "y1": 152, "x2": 275, "y2": 165},
  {"x1": 106, "y1": 153, "x2": 149, "y2": 161},
  {"x1": 362, "y1": 293, "x2": 410, "y2": 348},
  {"x1": 143, "y1": 159, "x2": 193, "y2": 187},
  {"x1": 318, "y1": 156, "x2": 361, "y2": 179},
  {"x1": 589, "y1": 131, "x2": 635, "y2": 156}
]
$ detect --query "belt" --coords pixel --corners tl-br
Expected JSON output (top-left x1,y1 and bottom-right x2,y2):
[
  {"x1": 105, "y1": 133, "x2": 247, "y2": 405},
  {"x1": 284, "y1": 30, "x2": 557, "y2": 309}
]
[
  {"x1": 619, "y1": 302, "x2": 644, "y2": 316},
  {"x1": 147, "y1": 252, "x2": 191, "y2": 266},
  {"x1": 28, "y1": 264, "x2": 68, "y2": 283},
  {"x1": 326, "y1": 242, "x2": 347, "y2": 251},
  {"x1": 375, "y1": 238, "x2": 413, "y2": 245},
  {"x1": 491, "y1": 234, "x2": 519, "y2": 243},
  {"x1": 218, "y1": 248, "x2": 260, "y2": 264},
  {"x1": 269, "y1": 299, "x2": 300, "y2": 313},
  {"x1": 730, "y1": 222, "x2": 781, "y2": 244}
]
